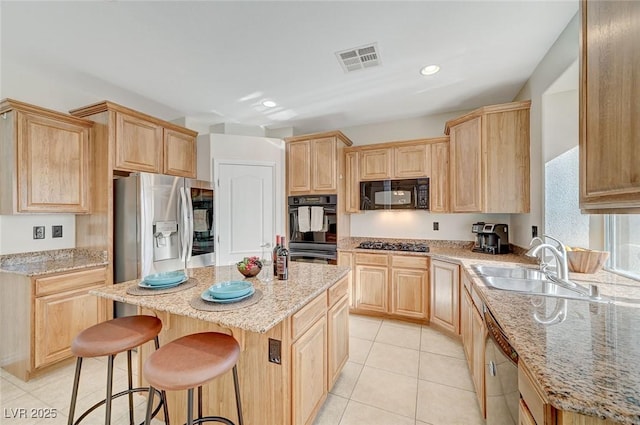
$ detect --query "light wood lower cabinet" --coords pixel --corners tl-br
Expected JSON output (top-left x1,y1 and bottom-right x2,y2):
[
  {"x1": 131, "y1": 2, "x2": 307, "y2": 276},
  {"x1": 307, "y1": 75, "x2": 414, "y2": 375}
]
[
  {"x1": 353, "y1": 252, "x2": 429, "y2": 323},
  {"x1": 519, "y1": 399, "x2": 537, "y2": 425},
  {"x1": 430, "y1": 259, "x2": 460, "y2": 333},
  {"x1": 327, "y1": 296, "x2": 349, "y2": 389},
  {"x1": 337, "y1": 251, "x2": 355, "y2": 308},
  {"x1": 292, "y1": 316, "x2": 327, "y2": 425},
  {"x1": 1, "y1": 267, "x2": 108, "y2": 381}
]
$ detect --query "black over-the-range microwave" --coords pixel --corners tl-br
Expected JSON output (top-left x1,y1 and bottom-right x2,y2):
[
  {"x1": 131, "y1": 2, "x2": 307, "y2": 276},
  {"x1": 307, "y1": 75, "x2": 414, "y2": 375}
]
[{"x1": 360, "y1": 178, "x2": 429, "y2": 210}]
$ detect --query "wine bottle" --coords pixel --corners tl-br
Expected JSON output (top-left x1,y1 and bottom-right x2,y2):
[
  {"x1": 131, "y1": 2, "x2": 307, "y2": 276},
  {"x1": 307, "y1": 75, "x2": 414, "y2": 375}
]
[
  {"x1": 276, "y1": 236, "x2": 289, "y2": 280},
  {"x1": 272, "y1": 235, "x2": 281, "y2": 275}
]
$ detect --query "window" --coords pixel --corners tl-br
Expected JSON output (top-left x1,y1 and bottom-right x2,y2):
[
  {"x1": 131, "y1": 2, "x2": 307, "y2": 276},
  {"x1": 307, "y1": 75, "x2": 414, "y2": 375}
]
[{"x1": 605, "y1": 215, "x2": 640, "y2": 280}]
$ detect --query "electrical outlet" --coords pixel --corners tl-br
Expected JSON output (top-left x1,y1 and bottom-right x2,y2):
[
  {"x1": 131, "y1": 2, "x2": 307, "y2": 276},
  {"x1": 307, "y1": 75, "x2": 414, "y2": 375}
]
[
  {"x1": 532, "y1": 225, "x2": 538, "y2": 238},
  {"x1": 433, "y1": 222, "x2": 439, "y2": 231},
  {"x1": 52, "y1": 225, "x2": 63, "y2": 238},
  {"x1": 33, "y1": 226, "x2": 45, "y2": 239}
]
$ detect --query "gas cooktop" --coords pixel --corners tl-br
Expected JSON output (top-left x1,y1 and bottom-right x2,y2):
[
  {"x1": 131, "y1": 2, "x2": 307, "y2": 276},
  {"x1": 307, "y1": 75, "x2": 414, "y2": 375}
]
[{"x1": 357, "y1": 241, "x2": 430, "y2": 252}]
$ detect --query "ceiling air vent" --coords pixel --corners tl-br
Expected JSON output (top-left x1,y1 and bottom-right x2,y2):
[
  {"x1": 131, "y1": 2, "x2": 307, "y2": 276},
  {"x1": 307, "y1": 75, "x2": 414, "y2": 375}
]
[{"x1": 336, "y1": 43, "x2": 381, "y2": 73}]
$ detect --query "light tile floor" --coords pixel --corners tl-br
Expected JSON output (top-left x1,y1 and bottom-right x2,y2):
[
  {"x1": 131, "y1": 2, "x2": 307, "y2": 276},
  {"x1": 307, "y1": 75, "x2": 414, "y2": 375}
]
[
  {"x1": 0, "y1": 314, "x2": 483, "y2": 425},
  {"x1": 313, "y1": 314, "x2": 484, "y2": 425}
]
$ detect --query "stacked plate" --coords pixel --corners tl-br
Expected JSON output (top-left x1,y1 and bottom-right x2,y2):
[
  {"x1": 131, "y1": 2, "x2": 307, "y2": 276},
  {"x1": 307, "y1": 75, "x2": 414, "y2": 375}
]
[
  {"x1": 138, "y1": 271, "x2": 188, "y2": 289},
  {"x1": 201, "y1": 281, "x2": 255, "y2": 304}
]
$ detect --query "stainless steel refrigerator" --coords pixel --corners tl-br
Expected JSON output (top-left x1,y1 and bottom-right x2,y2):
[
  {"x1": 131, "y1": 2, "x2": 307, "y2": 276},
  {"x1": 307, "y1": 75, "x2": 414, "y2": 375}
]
[{"x1": 113, "y1": 172, "x2": 214, "y2": 316}]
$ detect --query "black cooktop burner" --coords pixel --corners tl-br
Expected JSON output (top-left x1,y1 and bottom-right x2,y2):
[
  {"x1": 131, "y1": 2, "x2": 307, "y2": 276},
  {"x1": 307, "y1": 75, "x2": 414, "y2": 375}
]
[{"x1": 357, "y1": 241, "x2": 429, "y2": 252}]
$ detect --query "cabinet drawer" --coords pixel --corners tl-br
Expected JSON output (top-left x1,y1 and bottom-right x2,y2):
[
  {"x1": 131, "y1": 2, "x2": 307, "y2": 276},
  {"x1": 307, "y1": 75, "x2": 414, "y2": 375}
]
[
  {"x1": 391, "y1": 255, "x2": 428, "y2": 269},
  {"x1": 292, "y1": 293, "x2": 327, "y2": 341},
  {"x1": 35, "y1": 267, "x2": 107, "y2": 297},
  {"x1": 355, "y1": 253, "x2": 388, "y2": 266},
  {"x1": 328, "y1": 276, "x2": 349, "y2": 308}
]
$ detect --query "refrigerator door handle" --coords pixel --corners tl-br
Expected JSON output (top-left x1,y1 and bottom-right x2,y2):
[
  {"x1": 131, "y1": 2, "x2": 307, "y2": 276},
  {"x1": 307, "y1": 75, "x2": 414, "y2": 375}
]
[
  {"x1": 179, "y1": 187, "x2": 190, "y2": 264},
  {"x1": 185, "y1": 187, "x2": 194, "y2": 263}
]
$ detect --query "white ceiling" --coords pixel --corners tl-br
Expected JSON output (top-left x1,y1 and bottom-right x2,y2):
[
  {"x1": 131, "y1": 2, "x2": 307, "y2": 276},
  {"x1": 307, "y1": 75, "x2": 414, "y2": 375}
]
[{"x1": 1, "y1": 1, "x2": 578, "y2": 134}]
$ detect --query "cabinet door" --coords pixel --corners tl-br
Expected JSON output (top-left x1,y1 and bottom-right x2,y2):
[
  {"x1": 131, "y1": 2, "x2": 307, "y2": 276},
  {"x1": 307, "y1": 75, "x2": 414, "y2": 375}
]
[
  {"x1": 292, "y1": 316, "x2": 327, "y2": 425},
  {"x1": 394, "y1": 143, "x2": 430, "y2": 178},
  {"x1": 430, "y1": 141, "x2": 449, "y2": 213},
  {"x1": 115, "y1": 112, "x2": 163, "y2": 173},
  {"x1": 337, "y1": 252, "x2": 355, "y2": 308},
  {"x1": 327, "y1": 296, "x2": 349, "y2": 390},
  {"x1": 34, "y1": 283, "x2": 107, "y2": 369},
  {"x1": 580, "y1": 0, "x2": 640, "y2": 211},
  {"x1": 391, "y1": 268, "x2": 428, "y2": 320},
  {"x1": 450, "y1": 117, "x2": 483, "y2": 212},
  {"x1": 471, "y1": 305, "x2": 486, "y2": 418},
  {"x1": 345, "y1": 151, "x2": 360, "y2": 213},
  {"x1": 16, "y1": 111, "x2": 90, "y2": 213},
  {"x1": 519, "y1": 399, "x2": 537, "y2": 425},
  {"x1": 461, "y1": 286, "x2": 473, "y2": 368},
  {"x1": 311, "y1": 137, "x2": 337, "y2": 193},
  {"x1": 429, "y1": 260, "x2": 460, "y2": 333},
  {"x1": 359, "y1": 149, "x2": 392, "y2": 180},
  {"x1": 287, "y1": 140, "x2": 312, "y2": 193},
  {"x1": 355, "y1": 264, "x2": 388, "y2": 313},
  {"x1": 164, "y1": 128, "x2": 196, "y2": 178}
]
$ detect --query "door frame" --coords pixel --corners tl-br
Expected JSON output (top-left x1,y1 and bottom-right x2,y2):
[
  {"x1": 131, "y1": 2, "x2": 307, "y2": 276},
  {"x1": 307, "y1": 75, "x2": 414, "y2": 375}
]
[{"x1": 213, "y1": 159, "x2": 280, "y2": 265}]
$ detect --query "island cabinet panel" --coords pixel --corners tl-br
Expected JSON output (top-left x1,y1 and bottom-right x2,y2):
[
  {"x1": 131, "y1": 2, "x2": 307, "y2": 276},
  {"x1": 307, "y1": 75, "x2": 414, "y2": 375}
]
[
  {"x1": 115, "y1": 111, "x2": 163, "y2": 173},
  {"x1": 292, "y1": 316, "x2": 327, "y2": 425},
  {"x1": 580, "y1": 0, "x2": 640, "y2": 212},
  {"x1": 327, "y1": 296, "x2": 349, "y2": 390},
  {"x1": 164, "y1": 128, "x2": 196, "y2": 178},
  {"x1": 429, "y1": 259, "x2": 460, "y2": 334},
  {"x1": 0, "y1": 100, "x2": 93, "y2": 214},
  {"x1": 337, "y1": 251, "x2": 355, "y2": 307}
]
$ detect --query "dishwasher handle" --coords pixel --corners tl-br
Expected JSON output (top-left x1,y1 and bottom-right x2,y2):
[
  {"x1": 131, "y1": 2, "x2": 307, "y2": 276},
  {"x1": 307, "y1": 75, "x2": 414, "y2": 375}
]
[{"x1": 484, "y1": 305, "x2": 519, "y2": 366}]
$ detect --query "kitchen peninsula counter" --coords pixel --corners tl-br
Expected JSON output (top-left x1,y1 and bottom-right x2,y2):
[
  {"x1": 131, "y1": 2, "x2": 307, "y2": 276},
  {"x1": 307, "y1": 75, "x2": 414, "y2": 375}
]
[{"x1": 91, "y1": 262, "x2": 351, "y2": 425}]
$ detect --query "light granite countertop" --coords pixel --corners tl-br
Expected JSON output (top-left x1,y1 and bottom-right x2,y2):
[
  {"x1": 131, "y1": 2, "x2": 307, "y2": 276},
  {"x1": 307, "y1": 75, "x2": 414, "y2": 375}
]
[
  {"x1": 0, "y1": 248, "x2": 108, "y2": 276},
  {"x1": 91, "y1": 262, "x2": 350, "y2": 334},
  {"x1": 339, "y1": 237, "x2": 640, "y2": 424}
]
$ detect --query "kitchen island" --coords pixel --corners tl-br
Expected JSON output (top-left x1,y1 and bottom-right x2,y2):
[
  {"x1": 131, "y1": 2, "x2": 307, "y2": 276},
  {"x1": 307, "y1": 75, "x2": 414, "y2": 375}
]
[{"x1": 91, "y1": 262, "x2": 350, "y2": 425}]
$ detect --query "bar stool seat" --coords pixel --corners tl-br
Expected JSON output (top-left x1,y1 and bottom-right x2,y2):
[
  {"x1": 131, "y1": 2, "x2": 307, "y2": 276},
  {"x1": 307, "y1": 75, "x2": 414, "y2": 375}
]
[
  {"x1": 143, "y1": 332, "x2": 243, "y2": 425},
  {"x1": 68, "y1": 315, "x2": 168, "y2": 425}
]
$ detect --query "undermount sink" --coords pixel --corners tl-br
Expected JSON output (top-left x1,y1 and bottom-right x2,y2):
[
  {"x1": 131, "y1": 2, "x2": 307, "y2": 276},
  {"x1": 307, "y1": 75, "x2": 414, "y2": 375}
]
[
  {"x1": 473, "y1": 265, "x2": 546, "y2": 280},
  {"x1": 471, "y1": 265, "x2": 608, "y2": 302}
]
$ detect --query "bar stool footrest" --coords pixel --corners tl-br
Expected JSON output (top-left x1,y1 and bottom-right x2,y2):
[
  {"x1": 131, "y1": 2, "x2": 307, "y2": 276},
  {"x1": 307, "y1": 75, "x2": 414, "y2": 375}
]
[
  {"x1": 189, "y1": 417, "x2": 236, "y2": 425},
  {"x1": 71, "y1": 387, "x2": 166, "y2": 425}
]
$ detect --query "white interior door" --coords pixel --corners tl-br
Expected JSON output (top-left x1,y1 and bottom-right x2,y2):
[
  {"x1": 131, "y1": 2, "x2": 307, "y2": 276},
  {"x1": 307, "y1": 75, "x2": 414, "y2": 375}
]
[{"x1": 216, "y1": 161, "x2": 275, "y2": 265}]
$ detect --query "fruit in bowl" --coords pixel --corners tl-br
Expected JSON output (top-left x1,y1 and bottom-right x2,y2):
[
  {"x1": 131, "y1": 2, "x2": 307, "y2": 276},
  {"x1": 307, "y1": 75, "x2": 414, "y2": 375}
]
[{"x1": 236, "y1": 256, "x2": 262, "y2": 277}]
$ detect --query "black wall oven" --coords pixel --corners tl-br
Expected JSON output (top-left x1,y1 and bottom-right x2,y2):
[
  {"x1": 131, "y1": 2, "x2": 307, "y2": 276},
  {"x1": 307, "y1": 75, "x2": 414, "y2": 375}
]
[
  {"x1": 360, "y1": 178, "x2": 429, "y2": 210},
  {"x1": 288, "y1": 195, "x2": 337, "y2": 263}
]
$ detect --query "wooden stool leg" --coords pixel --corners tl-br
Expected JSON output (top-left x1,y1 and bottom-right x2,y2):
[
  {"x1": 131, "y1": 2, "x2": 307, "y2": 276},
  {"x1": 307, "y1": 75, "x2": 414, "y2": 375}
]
[
  {"x1": 144, "y1": 386, "x2": 155, "y2": 425},
  {"x1": 233, "y1": 365, "x2": 244, "y2": 425},
  {"x1": 105, "y1": 355, "x2": 115, "y2": 425},
  {"x1": 67, "y1": 357, "x2": 83, "y2": 425}
]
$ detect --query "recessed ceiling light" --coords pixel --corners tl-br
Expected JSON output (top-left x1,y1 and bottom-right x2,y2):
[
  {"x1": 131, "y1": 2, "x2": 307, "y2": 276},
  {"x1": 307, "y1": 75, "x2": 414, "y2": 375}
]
[
  {"x1": 420, "y1": 65, "x2": 440, "y2": 76},
  {"x1": 262, "y1": 100, "x2": 277, "y2": 108}
]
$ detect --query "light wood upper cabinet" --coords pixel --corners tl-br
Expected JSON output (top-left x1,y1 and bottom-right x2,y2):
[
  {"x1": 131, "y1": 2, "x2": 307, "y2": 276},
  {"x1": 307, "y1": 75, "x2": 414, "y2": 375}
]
[
  {"x1": 164, "y1": 128, "x2": 197, "y2": 178},
  {"x1": 115, "y1": 111, "x2": 163, "y2": 173},
  {"x1": 0, "y1": 99, "x2": 92, "y2": 214},
  {"x1": 394, "y1": 143, "x2": 431, "y2": 178},
  {"x1": 285, "y1": 131, "x2": 353, "y2": 195},
  {"x1": 344, "y1": 151, "x2": 360, "y2": 213},
  {"x1": 579, "y1": 0, "x2": 640, "y2": 212},
  {"x1": 430, "y1": 141, "x2": 449, "y2": 213},
  {"x1": 446, "y1": 100, "x2": 531, "y2": 213},
  {"x1": 430, "y1": 259, "x2": 460, "y2": 334},
  {"x1": 71, "y1": 101, "x2": 197, "y2": 178},
  {"x1": 360, "y1": 148, "x2": 393, "y2": 180}
]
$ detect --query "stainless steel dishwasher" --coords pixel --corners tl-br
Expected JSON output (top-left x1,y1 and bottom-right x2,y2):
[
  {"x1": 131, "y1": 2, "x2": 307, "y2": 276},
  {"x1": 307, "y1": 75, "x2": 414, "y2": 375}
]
[{"x1": 484, "y1": 305, "x2": 519, "y2": 425}]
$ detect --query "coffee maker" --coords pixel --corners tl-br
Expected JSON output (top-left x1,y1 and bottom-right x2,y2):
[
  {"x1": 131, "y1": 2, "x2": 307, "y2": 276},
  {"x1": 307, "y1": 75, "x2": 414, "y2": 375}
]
[{"x1": 471, "y1": 222, "x2": 510, "y2": 254}]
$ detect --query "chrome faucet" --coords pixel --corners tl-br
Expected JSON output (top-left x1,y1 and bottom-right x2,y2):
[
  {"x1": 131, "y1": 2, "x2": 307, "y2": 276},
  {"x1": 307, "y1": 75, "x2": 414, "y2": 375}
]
[
  {"x1": 526, "y1": 243, "x2": 570, "y2": 281},
  {"x1": 527, "y1": 234, "x2": 569, "y2": 276}
]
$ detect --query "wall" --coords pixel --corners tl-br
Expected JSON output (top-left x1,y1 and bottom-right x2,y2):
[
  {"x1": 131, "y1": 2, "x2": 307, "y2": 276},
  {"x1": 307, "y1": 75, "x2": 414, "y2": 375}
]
[
  {"x1": 0, "y1": 215, "x2": 76, "y2": 255},
  {"x1": 511, "y1": 12, "x2": 580, "y2": 248}
]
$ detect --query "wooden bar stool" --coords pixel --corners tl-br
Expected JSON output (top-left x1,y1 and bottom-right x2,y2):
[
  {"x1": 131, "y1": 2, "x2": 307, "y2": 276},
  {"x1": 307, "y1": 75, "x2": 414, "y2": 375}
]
[
  {"x1": 68, "y1": 315, "x2": 169, "y2": 425},
  {"x1": 142, "y1": 332, "x2": 244, "y2": 425}
]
